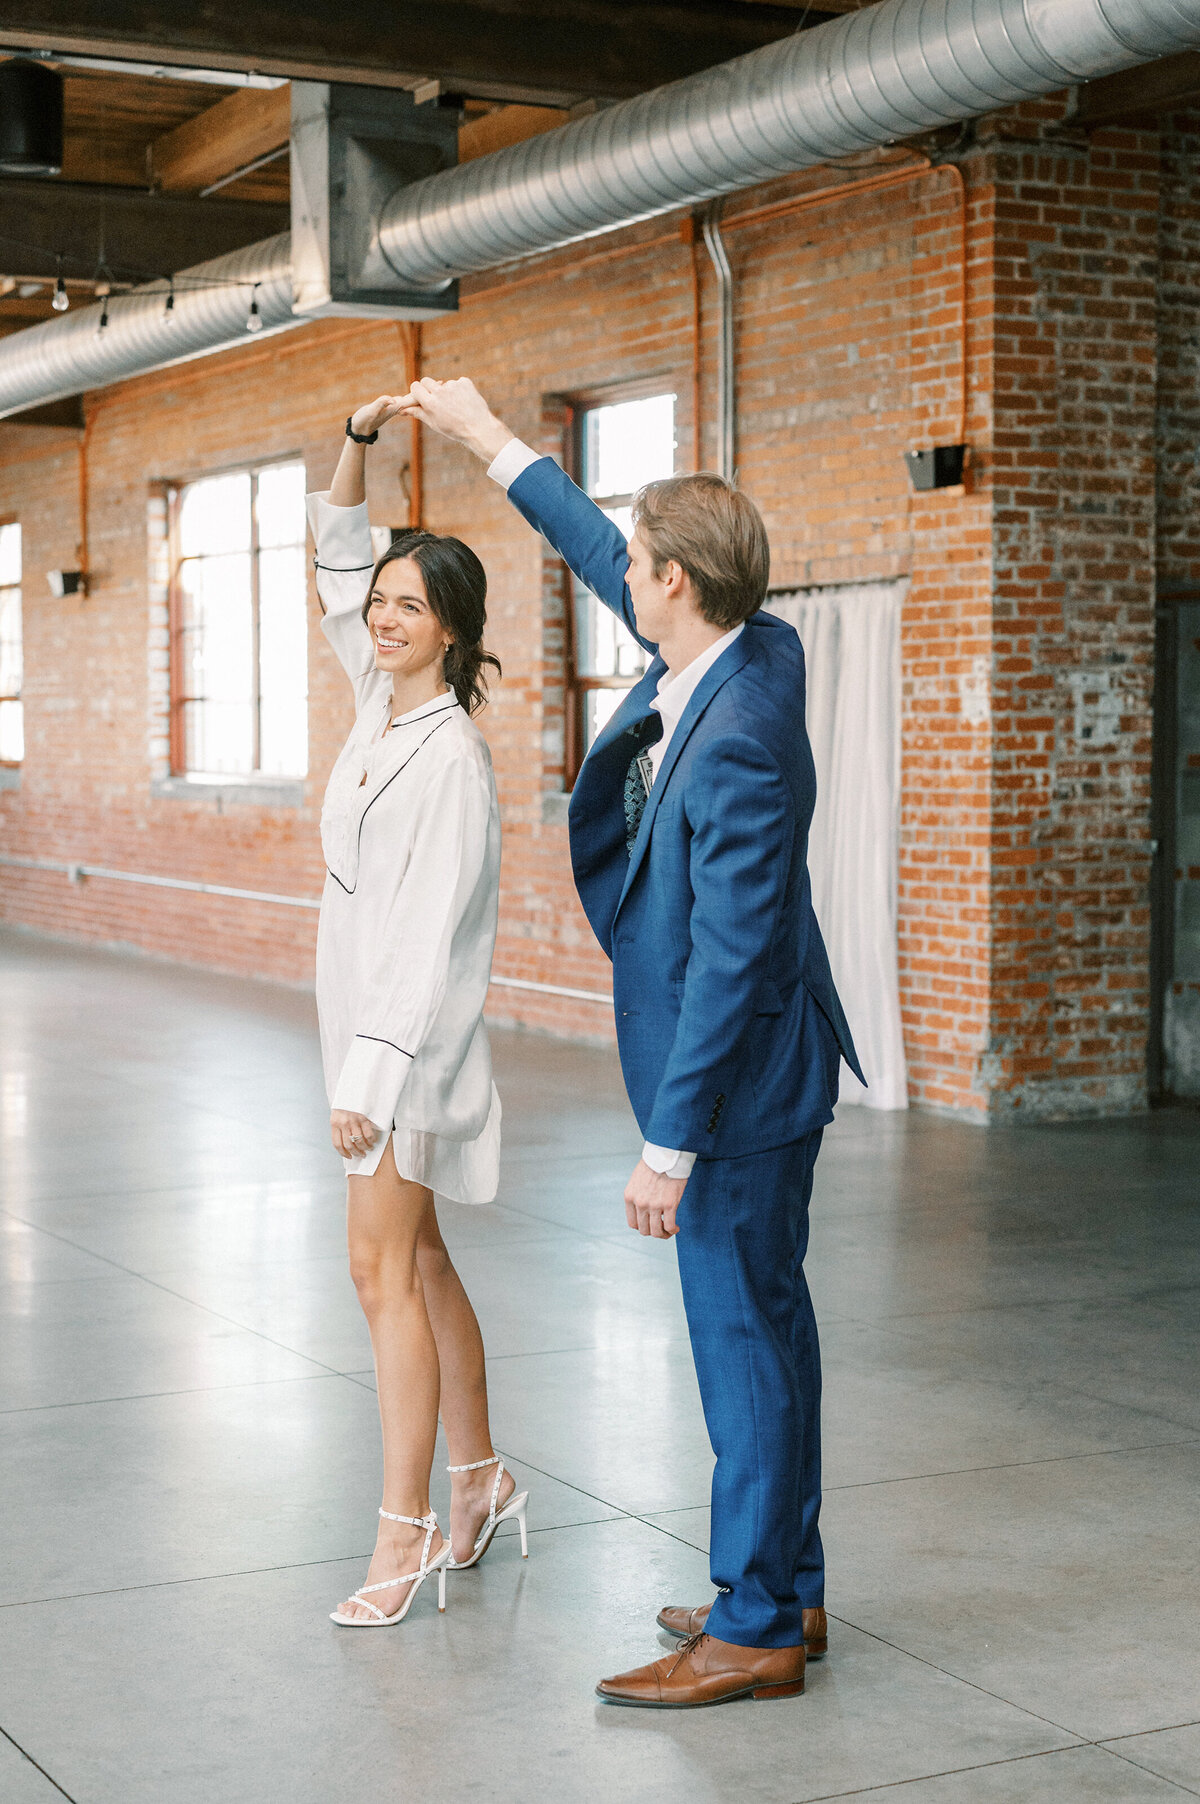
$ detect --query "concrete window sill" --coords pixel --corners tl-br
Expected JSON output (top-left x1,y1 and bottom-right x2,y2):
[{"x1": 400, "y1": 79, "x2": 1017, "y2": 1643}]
[
  {"x1": 151, "y1": 775, "x2": 305, "y2": 809},
  {"x1": 541, "y1": 790, "x2": 571, "y2": 825}
]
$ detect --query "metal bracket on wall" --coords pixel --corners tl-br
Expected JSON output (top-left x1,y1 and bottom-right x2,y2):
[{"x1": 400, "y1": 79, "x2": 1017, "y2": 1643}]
[{"x1": 290, "y1": 82, "x2": 461, "y2": 320}]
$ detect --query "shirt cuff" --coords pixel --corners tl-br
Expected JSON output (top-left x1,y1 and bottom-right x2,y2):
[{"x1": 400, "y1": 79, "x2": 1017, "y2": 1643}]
[
  {"x1": 642, "y1": 1142, "x2": 697, "y2": 1181},
  {"x1": 332, "y1": 1034, "x2": 414, "y2": 1132},
  {"x1": 486, "y1": 438, "x2": 542, "y2": 492}
]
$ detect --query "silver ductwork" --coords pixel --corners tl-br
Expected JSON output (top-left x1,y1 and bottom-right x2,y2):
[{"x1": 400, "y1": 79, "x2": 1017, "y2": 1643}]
[
  {"x1": 3, "y1": 0, "x2": 1200, "y2": 417},
  {"x1": 0, "y1": 236, "x2": 294, "y2": 417},
  {"x1": 367, "y1": 0, "x2": 1200, "y2": 289}
]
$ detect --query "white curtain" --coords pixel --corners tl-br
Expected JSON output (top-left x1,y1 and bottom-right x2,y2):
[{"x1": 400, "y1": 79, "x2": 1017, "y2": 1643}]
[{"x1": 767, "y1": 582, "x2": 908, "y2": 1110}]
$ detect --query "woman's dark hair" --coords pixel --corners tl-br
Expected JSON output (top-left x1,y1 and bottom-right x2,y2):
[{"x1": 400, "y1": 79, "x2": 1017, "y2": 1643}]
[{"x1": 362, "y1": 529, "x2": 501, "y2": 715}]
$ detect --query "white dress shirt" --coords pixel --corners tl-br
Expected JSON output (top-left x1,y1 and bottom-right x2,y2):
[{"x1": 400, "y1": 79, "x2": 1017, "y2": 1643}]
[
  {"x1": 489, "y1": 438, "x2": 744, "y2": 1185},
  {"x1": 308, "y1": 491, "x2": 503, "y2": 1204}
]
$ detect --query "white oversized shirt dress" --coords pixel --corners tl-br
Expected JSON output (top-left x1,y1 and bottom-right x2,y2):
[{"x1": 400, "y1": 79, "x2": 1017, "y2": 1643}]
[{"x1": 308, "y1": 490, "x2": 502, "y2": 1203}]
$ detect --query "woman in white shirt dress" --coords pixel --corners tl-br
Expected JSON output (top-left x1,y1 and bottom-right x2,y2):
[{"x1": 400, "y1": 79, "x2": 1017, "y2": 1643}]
[{"x1": 312, "y1": 395, "x2": 527, "y2": 1627}]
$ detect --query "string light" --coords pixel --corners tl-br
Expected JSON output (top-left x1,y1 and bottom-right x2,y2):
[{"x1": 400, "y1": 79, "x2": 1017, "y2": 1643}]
[
  {"x1": 245, "y1": 284, "x2": 262, "y2": 333},
  {"x1": 164, "y1": 277, "x2": 175, "y2": 320},
  {"x1": 96, "y1": 296, "x2": 109, "y2": 335},
  {"x1": 51, "y1": 274, "x2": 69, "y2": 312}
]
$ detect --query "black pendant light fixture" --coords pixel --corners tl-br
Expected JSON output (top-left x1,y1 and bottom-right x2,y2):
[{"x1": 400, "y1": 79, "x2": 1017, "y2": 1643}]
[{"x1": 0, "y1": 58, "x2": 64, "y2": 177}]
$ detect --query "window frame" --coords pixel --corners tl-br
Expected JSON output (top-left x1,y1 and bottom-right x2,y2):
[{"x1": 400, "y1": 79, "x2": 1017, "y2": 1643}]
[
  {"x1": 0, "y1": 516, "x2": 22, "y2": 769},
  {"x1": 563, "y1": 379, "x2": 677, "y2": 788},
  {"x1": 166, "y1": 455, "x2": 308, "y2": 781}
]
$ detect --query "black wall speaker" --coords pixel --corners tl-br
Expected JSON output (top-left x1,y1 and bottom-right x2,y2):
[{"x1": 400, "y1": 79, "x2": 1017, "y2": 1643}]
[{"x1": 904, "y1": 445, "x2": 967, "y2": 491}]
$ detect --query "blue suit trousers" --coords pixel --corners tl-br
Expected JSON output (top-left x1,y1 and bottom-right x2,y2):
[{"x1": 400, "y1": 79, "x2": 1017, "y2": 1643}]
[{"x1": 674, "y1": 1131, "x2": 824, "y2": 1648}]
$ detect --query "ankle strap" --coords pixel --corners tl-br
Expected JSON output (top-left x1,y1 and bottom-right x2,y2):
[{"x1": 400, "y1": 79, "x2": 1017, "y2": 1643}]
[
  {"x1": 378, "y1": 1507, "x2": 438, "y2": 1528},
  {"x1": 447, "y1": 1454, "x2": 501, "y2": 1473}
]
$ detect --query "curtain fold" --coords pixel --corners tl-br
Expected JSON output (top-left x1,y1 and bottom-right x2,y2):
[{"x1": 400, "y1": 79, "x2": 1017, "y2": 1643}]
[{"x1": 768, "y1": 582, "x2": 908, "y2": 1110}]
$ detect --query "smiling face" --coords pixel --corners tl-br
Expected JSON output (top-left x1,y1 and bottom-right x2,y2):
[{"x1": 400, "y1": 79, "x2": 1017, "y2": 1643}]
[{"x1": 366, "y1": 556, "x2": 451, "y2": 684}]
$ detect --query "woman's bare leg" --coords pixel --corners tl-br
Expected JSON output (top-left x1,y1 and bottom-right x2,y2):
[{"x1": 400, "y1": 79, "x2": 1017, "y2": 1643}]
[
  {"x1": 340, "y1": 1138, "x2": 443, "y2": 1621},
  {"x1": 415, "y1": 1200, "x2": 516, "y2": 1562}
]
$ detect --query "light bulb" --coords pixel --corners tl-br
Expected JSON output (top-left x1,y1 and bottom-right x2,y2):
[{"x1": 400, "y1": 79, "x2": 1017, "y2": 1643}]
[
  {"x1": 52, "y1": 276, "x2": 69, "y2": 312},
  {"x1": 246, "y1": 291, "x2": 262, "y2": 333},
  {"x1": 164, "y1": 284, "x2": 175, "y2": 319},
  {"x1": 97, "y1": 299, "x2": 109, "y2": 334}
]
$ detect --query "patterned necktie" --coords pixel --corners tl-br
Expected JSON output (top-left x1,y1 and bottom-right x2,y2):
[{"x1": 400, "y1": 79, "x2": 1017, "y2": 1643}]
[{"x1": 623, "y1": 715, "x2": 663, "y2": 857}]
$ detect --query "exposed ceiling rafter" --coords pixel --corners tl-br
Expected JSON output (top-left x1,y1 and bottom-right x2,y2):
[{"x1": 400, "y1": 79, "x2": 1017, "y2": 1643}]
[{"x1": 0, "y1": 0, "x2": 837, "y2": 108}]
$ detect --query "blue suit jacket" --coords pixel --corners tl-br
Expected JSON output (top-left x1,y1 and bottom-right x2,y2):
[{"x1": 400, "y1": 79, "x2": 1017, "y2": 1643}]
[{"x1": 508, "y1": 457, "x2": 863, "y2": 1157}]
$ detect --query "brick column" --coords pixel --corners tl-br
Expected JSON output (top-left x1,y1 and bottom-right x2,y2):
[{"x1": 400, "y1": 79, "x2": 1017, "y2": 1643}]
[{"x1": 983, "y1": 117, "x2": 1160, "y2": 1117}]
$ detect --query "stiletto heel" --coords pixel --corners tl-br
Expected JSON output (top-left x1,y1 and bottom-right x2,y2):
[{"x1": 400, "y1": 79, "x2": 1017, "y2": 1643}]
[
  {"x1": 446, "y1": 1453, "x2": 530, "y2": 1569},
  {"x1": 330, "y1": 1508, "x2": 451, "y2": 1626}
]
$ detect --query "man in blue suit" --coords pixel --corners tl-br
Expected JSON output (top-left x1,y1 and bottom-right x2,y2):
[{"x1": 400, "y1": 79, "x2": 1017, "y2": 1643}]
[{"x1": 400, "y1": 377, "x2": 862, "y2": 1708}]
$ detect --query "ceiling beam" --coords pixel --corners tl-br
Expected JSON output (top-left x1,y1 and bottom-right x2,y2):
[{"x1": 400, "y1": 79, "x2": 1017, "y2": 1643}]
[
  {"x1": 458, "y1": 104, "x2": 568, "y2": 164},
  {"x1": 150, "y1": 83, "x2": 291, "y2": 192},
  {"x1": 0, "y1": 179, "x2": 288, "y2": 284},
  {"x1": 1071, "y1": 50, "x2": 1200, "y2": 124},
  {"x1": 0, "y1": 1, "x2": 837, "y2": 106}
]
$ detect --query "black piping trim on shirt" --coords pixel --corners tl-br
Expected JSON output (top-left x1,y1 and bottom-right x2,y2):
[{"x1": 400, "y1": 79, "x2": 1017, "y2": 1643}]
[
  {"x1": 314, "y1": 558, "x2": 375, "y2": 572},
  {"x1": 388, "y1": 701, "x2": 459, "y2": 731},
  {"x1": 325, "y1": 713, "x2": 457, "y2": 896},
  {"x1": 355, "y1": 1033, "x2": 414, "y2": 1058}
]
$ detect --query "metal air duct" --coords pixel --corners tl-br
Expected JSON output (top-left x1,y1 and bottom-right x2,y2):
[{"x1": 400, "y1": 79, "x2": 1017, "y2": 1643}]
[
  {"x1": 2, "y1": 0, "x2": 1200, "y2": 416},
  {"x1": 0, "y1": 236, "x2": 294, "y2": 418},
  {"x1": 366, "y1": 0, "x2": 1200, "y2": 289}
]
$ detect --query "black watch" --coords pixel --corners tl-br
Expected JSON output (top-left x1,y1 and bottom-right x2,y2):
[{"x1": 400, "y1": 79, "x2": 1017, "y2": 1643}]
[{"x1": 346, "y1": 416, "x2": 379, "y2": 445}]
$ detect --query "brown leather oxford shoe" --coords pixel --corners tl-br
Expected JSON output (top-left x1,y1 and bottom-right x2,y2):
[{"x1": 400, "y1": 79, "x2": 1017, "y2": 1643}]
[
  {"x1": 657, "y1": 1602, "x2": 828, "y2": 1658},
  {"x1": 596, "y1": 1632, "x2": 805, "y2": 1708}
]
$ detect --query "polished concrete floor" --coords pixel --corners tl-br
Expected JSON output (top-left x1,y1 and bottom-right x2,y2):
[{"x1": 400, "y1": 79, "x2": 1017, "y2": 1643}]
[{"x1": 2, "y1": 927, "x2": 1200, "y2": 1803}]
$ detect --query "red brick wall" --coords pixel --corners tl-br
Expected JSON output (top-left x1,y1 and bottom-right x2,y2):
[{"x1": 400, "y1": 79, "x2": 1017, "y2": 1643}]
[
  {"x1": 983, "y1": 109, "x2": 1160, "y2": 1116},
  {"x1": 0, "y1": 118, "x2": 1186, "y2": 1116},
  {"x1": 1156, "y1": 111, "x2": 1200, "y2": 595}
]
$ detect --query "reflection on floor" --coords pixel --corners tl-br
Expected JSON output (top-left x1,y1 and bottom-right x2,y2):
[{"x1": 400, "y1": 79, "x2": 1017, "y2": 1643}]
[{"x1": 2, "y1": 928, "x2": 1199, "y2": 1803}]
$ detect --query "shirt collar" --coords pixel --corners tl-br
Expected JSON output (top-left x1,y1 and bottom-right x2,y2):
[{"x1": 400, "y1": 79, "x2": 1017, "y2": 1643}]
[
  {"x1": 386, "y1": 690, "x2": 460, "y2": 731},
  {"x1": 651, "y1": 624, "x2": 744, "y2": 731}
]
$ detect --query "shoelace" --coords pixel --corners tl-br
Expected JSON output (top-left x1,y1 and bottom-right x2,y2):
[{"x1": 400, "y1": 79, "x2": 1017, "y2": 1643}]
[{"x1": 668, "y1": 1632, "x2": 708, "y2": 1675}]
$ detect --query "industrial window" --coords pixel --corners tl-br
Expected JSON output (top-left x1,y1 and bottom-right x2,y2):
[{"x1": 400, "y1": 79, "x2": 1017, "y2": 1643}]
[
  {"x1": 0, "y1": 522, "x2": 21, "y2": 766},
  {"x1": 567, "y1": 390, "x2": 676, "y2": 781},
  {"x1": 168, "y1": 460, "x2": 308, "y2": 779}
]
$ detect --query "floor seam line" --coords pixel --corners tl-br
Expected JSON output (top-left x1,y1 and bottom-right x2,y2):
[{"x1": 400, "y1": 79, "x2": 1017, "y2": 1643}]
[
  {"x1": 0, "y1": 1210, "x2": 355, "y2": 1377},
  {"x1": 0, "y1": 1519, "x2": 622, "y2": 1610},
  {"x1": 1098, "y1": 1743, "x2": 1200, "y2": 1799},
  {"x1": 794, "y1": 1740, "x2": 1174, "y2": 1803},
  {"x1": 820, "y1": 1433, "x2": 1200, "y2": 1491},
  {"x1": 812, "y1": 1616, "x2": 1088, "y2": 1739},
  {"x1": 0, "y1": 1371, "x2": 359, "y2": 1416},
  {"x1": 0, "y1": 1724, "x2": 78, "y2": 1803}
]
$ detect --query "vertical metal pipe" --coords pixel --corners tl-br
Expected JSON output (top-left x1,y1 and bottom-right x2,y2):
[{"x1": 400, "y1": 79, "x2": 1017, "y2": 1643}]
[{"x1": 702, "y1": 200, "x2": 734, "y2": 482}]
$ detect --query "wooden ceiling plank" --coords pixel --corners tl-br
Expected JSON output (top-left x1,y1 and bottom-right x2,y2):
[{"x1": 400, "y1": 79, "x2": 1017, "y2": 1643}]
[
  {"x1": 458, "y1": 104, "x2": 568, "y2": 163},
  {"x1": 0, "y1": 1, "x2": 839, "y2": 106},
  {"x1": 150, "y1": 83, "x2": 291, "y2": 193},
  {"x1": 0, "y1": 178, "x2": 288, "y2": 284}
]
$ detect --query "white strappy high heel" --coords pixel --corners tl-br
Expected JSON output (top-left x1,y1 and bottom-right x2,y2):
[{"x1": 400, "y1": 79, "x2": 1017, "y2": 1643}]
[
  {"x1": 445, "y1": 1454, "x2": 529, "y2": 1569},
  {"x1": 329, "y1": 1507, "x2": 451, "y2": 1626}
]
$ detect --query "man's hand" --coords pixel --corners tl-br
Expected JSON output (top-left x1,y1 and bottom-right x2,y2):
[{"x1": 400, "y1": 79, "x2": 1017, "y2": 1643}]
[
  {"x1": 624, "y1": 1159, "x2": 688, "y2": 1239},
  {"x1": 331, "y1": 1109, "x2": 380, "y2": 1161},
  {"x1": 397, "y1": 377, "x2": 513, "y2": 465}
]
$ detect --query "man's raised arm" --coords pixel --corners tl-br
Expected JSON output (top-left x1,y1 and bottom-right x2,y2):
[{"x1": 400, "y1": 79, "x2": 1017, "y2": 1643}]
[{"x1": 399, "y1": 377, "x2": 653, "y2": 652}]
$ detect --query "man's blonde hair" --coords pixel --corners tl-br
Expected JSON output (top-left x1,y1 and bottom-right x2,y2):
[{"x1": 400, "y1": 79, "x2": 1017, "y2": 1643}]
[{"x1": 632, "y1": 473, "x2": 770, "y2": 629}]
